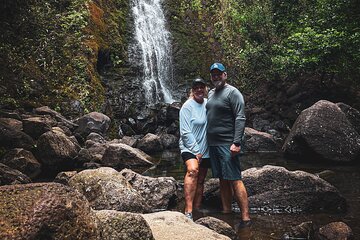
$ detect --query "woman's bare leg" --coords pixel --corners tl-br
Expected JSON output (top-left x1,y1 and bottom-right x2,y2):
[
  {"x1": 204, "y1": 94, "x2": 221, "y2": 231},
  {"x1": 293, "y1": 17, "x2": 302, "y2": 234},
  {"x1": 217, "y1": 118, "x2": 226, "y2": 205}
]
[{"x1": 184, "y1": 159, "x2": 199, "y2": 213}]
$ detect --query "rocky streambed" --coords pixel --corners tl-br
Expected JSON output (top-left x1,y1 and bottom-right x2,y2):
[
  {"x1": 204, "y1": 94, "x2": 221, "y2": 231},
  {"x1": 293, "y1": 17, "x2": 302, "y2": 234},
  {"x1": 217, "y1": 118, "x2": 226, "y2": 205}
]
[{"x1": 1, "y1": 100, "x2": 359, "y2": 239}]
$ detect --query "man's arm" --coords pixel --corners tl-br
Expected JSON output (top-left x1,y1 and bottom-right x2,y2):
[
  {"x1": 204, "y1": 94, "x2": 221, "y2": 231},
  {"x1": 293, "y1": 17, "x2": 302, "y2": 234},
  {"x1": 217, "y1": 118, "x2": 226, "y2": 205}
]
[{"x1": 229, "y1": 88, "x2": 246, "y2": 154}]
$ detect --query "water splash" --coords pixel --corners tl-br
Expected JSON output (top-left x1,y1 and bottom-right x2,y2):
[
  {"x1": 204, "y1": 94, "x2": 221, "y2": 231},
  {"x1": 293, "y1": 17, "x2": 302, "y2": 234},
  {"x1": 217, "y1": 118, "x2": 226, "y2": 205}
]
[{"x1": 131, "y1": 0, "x2": 175, "y2": 104}]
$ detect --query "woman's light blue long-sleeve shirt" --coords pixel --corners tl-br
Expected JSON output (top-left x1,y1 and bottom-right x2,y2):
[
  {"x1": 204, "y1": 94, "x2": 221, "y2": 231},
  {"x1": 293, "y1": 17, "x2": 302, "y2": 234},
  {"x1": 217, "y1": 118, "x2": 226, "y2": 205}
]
[{"x1": 179, "y1": 98, "x2": 209, "y2": 158}]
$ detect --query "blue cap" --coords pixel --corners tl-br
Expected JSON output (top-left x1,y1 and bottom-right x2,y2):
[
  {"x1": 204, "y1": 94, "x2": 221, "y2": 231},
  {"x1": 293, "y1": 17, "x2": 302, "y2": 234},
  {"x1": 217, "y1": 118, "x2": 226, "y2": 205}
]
[{"x1": 210, "y1": 63, "x2": 226, "y2": 72}]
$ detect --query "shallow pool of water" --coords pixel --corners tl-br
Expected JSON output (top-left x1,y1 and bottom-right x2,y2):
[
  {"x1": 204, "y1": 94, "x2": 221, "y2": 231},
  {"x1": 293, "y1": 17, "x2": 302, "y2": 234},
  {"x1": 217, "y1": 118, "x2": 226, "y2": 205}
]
[{"x1": 144, "y1": 151, "x2": 360, "y2": 239}]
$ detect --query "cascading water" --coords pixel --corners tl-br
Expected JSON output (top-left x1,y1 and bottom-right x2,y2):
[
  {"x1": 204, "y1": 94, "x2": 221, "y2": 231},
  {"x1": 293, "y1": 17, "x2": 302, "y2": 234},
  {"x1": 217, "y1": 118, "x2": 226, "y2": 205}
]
[{"x1": 131, "y1": 0, "x2": 175, "y2": 104}]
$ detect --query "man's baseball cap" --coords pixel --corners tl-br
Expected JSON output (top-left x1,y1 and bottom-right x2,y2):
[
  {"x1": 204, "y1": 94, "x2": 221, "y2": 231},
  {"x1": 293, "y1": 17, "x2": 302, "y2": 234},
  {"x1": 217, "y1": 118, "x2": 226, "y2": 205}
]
[
  {"x1": 192, "y1": 77, "x2": 206, "y2": 87},
  {"x1": 210, "y1": 63, "x2": 226, "y2": 72}
]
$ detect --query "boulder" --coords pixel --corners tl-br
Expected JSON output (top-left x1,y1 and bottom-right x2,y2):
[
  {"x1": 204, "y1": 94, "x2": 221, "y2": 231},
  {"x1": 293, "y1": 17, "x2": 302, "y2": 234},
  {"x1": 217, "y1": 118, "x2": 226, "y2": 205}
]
[
  {"x1": 95, "y1": 210, "x2": 154, "y2": 240},
  {"x1": 244, "y1": 127, "x2": 279, "y2": 152},
  {"x1": 336, "y1": 102, "x2": 360, "y2": 134},
  {"x1": 54, "y1": 171, "x2": 77, "y2": 185},
  {"x1": 136, "y1": 133, "x2": 164, "y2": 153},
  {"x1": 166, "y1": 102, "x2": 181, "y2": 123},
  {"x1": 203, "y1": 178, "x2": 221, "y2": 209},
  {"x1": 0, "y1": 182, "x2": 98, "y2": 240},
  {"x1": 120, "y1": 168, "x2": 179, "y2": 210},
  {"x1": 86, "y1": 132, "x2": 107, "y2": 144},
  {"x1": 282, "y1": 221, "x2": 315, "y2": 240},
  {"x1": 1, "y1": 148, "x2": 41, "y2": 179},
  {"x1": 68, "y1": 167, "x2": 151, "y2": 213},
  {"x1": 0, "y1": 122, "x2": 35, "y2": 150},
  {"x1": 77, "y1": 142, "x2": 107, "y2": 164},
  {"x1": 116, "y1": 136, "x2": 138, "y2": 147},
  {"x1": 74, "y1": 112, "x2": 111, "y2": 138},
  {"x1": 22, "y1": 116, "x2": 56, "y2": 139},
  {"x1": 142, "y1": 211, "x2": 230, "y2": 240},
  {"x1": 0, "y1": 163, "x2": 31, "y2": 185},
  {"x1": 159, "y1": 133, "x2": 178, "y2": 149},
  {"x1": 0, "y1": 117, "x2": 22, "y2": 131},
  {"x1": 195, "y1": 216, "x2": 237, "y2": 240},
  {"x1": 101, "y1": 143, "x2": 153, "y2": 170},
  {"x1": 34, "y1": 106, "x2": 78, "y2": 131},
  {"x1": 317, "y1": 222, "x2": 353, "y2": 240},
  {"x1": 204, "y1": 165, "x2": 347, "y2": 213},
  {"x1": 36, "y1": 130, "x2": 81, "y2": 171},
  {"x1": 243, "y1": 165, "x2": 347, "y2": 213},
  {"x1": 283, "y1": 100, "x2": 360, "y2": 163}
]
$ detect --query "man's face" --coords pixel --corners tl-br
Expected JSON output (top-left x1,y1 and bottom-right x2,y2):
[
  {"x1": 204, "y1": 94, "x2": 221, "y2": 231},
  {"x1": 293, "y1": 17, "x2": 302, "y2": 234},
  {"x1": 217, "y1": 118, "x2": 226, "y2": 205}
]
[{"x1": 210, "y1": 69, "x2": 226, "y2": 91}]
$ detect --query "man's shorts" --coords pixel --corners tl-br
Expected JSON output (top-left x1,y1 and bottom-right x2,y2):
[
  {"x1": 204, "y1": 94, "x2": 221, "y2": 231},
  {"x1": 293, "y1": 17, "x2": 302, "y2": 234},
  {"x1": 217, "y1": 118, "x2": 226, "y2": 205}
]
[
  {"x1": 181, "y1": 152, "x2": 211, "y2": 169},
  {"x1": 209, "y1": 145, "x2": 242, "y2": 180}
]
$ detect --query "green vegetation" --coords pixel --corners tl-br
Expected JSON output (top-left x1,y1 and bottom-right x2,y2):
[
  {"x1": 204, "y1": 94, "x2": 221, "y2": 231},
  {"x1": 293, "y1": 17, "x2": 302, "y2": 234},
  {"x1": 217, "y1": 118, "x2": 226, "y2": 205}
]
[
  {"x1": 1, "y1": 0, "x2": 359, "y2": 117},
  {"x1": 0, "y1": 0, "x2": 128, "y2": 116},
  {"x1": 170, "y1": 0, "x2": 360, "y2": 95}
]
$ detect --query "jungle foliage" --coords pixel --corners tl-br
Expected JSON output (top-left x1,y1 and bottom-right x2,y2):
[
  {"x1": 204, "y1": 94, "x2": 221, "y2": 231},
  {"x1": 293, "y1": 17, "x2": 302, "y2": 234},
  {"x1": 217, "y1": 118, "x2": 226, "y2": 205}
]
[{"x1": 171, "y1": 0, "x2": 360, "y2": 93}]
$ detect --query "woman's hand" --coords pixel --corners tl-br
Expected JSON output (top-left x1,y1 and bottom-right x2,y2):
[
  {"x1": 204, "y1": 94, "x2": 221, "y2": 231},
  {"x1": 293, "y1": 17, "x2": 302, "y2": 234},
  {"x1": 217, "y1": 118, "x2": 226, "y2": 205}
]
[{"x1": 196, "y1": 153, "x2": 203, "y2": 163}]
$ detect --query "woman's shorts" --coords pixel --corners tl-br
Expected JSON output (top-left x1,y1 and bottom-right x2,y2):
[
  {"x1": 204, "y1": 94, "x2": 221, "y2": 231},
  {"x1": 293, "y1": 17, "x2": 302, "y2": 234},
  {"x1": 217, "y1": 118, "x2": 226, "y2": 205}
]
[
  {"x1": 209, "y1": 145, "x2": 242, "y2": 180},
  {"x1": 181, "y1": 152, "x2": 211, "y2": 169}
]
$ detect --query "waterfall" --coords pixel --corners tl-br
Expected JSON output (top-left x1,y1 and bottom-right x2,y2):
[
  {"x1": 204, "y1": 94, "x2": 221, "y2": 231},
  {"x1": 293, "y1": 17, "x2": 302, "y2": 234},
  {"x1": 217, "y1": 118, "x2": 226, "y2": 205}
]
[{"x1": 131, "y1": 0, "x2": 175, "y2": 104}]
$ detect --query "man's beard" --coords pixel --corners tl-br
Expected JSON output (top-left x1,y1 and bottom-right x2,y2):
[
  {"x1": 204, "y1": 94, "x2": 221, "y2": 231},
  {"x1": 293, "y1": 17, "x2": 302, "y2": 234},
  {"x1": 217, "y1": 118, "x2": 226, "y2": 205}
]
[{"x1": 213, "y1": 80, "x2": 225, "y2": 90}]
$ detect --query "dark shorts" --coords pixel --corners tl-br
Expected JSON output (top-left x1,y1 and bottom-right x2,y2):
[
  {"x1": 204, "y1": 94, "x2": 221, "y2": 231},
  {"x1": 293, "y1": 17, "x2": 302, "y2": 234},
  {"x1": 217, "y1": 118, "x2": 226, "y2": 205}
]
[
  {"x1": 181, "y1": 152, "x2": 211, "y2": 169},
  {"x1": 209, "y1": 145, "x2": 242, "y2": 180}
]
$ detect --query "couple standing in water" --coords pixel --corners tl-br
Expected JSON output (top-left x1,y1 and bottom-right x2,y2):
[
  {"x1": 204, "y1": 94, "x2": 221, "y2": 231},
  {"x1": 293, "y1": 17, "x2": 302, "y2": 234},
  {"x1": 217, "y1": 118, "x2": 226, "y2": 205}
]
[{"x1": 179, "y1": 63, "x2": 251, "y2": 228}]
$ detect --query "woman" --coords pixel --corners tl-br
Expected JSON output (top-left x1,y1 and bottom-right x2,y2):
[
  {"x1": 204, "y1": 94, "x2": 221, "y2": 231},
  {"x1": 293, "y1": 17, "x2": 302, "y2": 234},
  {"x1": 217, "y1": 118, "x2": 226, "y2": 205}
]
[{"x1": 179, "y1": 77, "x2": 210, "y2": 220}]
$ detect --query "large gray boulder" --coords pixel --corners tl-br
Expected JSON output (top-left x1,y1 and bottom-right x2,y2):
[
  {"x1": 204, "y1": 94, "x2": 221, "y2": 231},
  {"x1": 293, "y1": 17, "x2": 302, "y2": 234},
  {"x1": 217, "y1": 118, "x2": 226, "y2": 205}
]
[
  {"x1": 36, "y1": 130, "x2": 81, "y2": 171},
  {"x1": 0, "y1": 183, "x2": 98, "y2": 240},
  {"x1": 283, "y1": 100, "x2": 360, "y2": 163},
  {"x1": 101, "y1": 143, "x2": 154, "y2": 170},
  {"x1": 203, "y1": 165, "x2": 347, "y2": 213},
  {"x1": 336, "y1": 102, "x2": 360, "y2": 134},
  {"x1": 68, "y1": 167, "x2": 151, "y2": 213},
  {"x1": 120, "y1": 168, "x2": 179, "y2": 210},
  {"x1": 243, "y1": 165, "x2": 347, "y2": 213},
  {"x1": 1, "y1": 148, "x2": 41, "y2": 179},
  {"x1": 95, "y1": 210, "x2": 154, "y2": 240},
  {"x1": 142, "y1": 211, "x2": 230, "y2": 240}
]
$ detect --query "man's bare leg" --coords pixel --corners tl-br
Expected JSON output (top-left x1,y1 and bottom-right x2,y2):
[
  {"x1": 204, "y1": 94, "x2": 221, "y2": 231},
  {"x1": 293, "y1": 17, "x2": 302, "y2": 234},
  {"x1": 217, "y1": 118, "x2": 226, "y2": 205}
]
[{"x1": 232, "y1": 180, "x2": 250, "y2": 221}]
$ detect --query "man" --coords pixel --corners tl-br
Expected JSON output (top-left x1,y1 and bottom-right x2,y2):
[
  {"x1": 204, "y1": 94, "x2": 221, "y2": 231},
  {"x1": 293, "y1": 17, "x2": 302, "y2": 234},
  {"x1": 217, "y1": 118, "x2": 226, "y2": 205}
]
[{"x1": 206, "y1": 62, "x2": 251, "y2": 227}]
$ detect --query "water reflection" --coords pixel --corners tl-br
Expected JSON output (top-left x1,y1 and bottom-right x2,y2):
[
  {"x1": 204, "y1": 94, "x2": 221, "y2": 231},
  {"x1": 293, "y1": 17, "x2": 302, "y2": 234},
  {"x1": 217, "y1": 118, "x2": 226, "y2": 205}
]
[{"x1": 143, "y1": 151, "x2": 360, "y2": 239}]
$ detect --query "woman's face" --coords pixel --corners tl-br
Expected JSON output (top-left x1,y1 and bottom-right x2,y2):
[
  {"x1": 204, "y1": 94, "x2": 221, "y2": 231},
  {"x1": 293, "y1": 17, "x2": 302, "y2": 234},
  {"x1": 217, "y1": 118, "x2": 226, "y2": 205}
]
[{"x1": 192, "y1": 84, "x2": 206, "y2": 103}]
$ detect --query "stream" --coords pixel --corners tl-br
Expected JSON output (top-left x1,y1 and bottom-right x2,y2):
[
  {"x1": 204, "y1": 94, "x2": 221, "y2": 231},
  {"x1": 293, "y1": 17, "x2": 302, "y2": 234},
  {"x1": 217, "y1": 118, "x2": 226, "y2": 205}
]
[{"x1": 144, "y1": 151, "x2": 360, "y2": 239}]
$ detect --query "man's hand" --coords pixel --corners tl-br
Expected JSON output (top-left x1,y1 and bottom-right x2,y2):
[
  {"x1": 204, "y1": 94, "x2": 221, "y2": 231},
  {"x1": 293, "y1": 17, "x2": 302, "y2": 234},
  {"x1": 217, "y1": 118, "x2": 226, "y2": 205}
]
[{"x1": 230, "y1": 144, "x2": 241, "y2": 157}]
